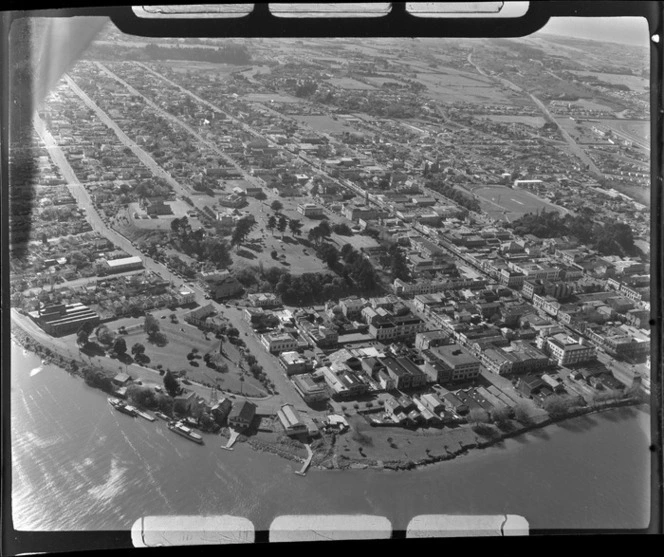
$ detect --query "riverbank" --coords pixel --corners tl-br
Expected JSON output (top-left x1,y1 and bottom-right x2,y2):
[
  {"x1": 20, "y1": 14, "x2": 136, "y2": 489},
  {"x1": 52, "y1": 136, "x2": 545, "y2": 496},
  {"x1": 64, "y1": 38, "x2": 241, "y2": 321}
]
[{"x1": 11, "y1": 316, "x2": 648, "y2": 475}]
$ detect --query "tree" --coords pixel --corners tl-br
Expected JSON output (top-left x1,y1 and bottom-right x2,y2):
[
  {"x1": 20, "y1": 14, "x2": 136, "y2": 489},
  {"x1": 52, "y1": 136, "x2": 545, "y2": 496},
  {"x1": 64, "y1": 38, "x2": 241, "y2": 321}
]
[
  {"x1": 231, "y1": 216, "x2": 256, "y2": 248},
  {"x1": 318, "y1": 243, "x2": 340, "y2": 270},
  {"x1": 113, "y1": 337, "x2": 127, "y2": 355},
  {"x1": 270, "y1": 200, "x2": 283, "y2": 213},
  {"x1": 288, "y1": 218, "x2": 303, "y2": 237},
  {"x1": 468, "y1": 408, "x2": 490, "y2": 425},
  {"x1": 204, "y1": 238, "x2": 232, "y2": 267},
  {"x1": 388, "y1": 244, "x2": 410, "y2": 281},
  {"x1": 40, "y1": 232, "x2": 48, "y2": 245},
  {"x1": 267, "y1": 214, "x2": 277, "y2": 236},
  {"x1": 317, "y1": 219, "x2": 331, "y2": 239},
  {"x1": 163, "y1": 370, "x2": 180, "y2": 397},
  {"x1": 170, "y1": 217, "x2": 182, "y2": 234},
  {"x1": 277, "y1": 214, "x2": 289, "y2": 237},
  {"x1": 96, "y1": 324, "x2": 115, "y2": 346},
  {"x1": 76, "y1": 321, "x2": 94, "y2": 346},
  {"x1": 144, "y1": 313, "x2": 160, "y2": 337},
  {"x1": 332, "y1": 223, "x2": 352, "y2": 236},
  {"x1": 131, "y1": 342, "x2": 146, "y2": 356},
  {"x1": 255, "y1": 190, "x2": 267, "y2": 201},
  {"x1": 307, "y1": 226, "x2": 322, "y2": 246}
]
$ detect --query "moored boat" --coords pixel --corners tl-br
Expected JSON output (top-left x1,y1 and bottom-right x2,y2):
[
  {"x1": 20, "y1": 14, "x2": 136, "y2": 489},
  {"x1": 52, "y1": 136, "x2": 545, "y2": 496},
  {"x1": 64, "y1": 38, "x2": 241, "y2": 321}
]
[
  {"x1": 167, "y1": 420, "x2": 204, "y2": 444},
  {"x1": 154, "y1": 411, "x2": 170, "y2": 421},
  {"x1": 108, "y1": 397, "x2": 138, "y2": 417}
]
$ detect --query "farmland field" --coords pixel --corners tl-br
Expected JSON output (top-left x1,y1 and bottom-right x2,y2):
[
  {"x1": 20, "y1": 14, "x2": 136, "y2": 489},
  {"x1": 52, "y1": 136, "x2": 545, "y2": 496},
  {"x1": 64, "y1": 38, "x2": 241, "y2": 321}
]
[
  {"x1": 471, "y1": 184, "x2": 569, "y2": 221},
  {"x1": 327, "y1": 77, "x2": 376, "y2": 90},
  {"x1": 568, "y1": 71, "x2": 649, "y2": 92},
  {"x1": 415, "y1": 71, "x2": 514, "y2": 104},
  {"x1": 483, "y1": 115, "x2": 547, "y2": 127},
  {"x1": 244, "y1": 92, "x2": 302, "y2": 103},
  {"x1": 569, "y1": 98, "x2": 617, "y2": 112}
]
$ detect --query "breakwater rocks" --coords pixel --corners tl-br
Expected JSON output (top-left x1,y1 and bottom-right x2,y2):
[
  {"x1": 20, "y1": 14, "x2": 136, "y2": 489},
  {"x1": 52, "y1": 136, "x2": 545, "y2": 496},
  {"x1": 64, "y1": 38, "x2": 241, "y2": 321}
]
[{"x1": 247, "y1": 438, "x2": 307, "y2": 463}]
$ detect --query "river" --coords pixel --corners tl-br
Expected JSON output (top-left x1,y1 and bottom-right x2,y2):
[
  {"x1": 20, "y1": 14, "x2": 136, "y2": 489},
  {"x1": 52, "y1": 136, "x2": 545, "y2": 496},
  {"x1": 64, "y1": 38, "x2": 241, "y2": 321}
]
[{"x1": 10, "y1": 342, "x2": 652, "y2": 534}]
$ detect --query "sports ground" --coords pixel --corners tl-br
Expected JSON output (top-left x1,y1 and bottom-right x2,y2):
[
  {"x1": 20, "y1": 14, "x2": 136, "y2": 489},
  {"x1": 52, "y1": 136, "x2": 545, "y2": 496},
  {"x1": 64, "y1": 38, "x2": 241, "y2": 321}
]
[{"x1": 470, "y1": 185, "x2": 569, "y2": 221}]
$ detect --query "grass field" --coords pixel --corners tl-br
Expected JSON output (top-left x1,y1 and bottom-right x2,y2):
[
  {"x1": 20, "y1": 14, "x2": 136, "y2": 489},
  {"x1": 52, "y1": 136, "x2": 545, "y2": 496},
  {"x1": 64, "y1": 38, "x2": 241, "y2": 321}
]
[
  {"x1": 293, "y1": 114, "x2": 357, "y2": 133},
  {"x1": 471, "y1": 185, "x2": 568, "y2": 221}
]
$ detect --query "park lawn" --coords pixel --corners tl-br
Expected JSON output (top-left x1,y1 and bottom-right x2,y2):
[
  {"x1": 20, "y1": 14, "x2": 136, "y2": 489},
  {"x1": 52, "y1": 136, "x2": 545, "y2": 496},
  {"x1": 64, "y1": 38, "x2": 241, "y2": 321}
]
[{"x1": 118, "y1": 317, "x2": 266, "y2": 396}]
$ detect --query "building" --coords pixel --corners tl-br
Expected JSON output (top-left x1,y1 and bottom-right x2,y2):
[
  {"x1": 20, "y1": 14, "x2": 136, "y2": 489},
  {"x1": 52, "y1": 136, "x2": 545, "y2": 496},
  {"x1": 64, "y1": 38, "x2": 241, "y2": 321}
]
[
  {"x1": 210, "y1": 398, "x2": 233, "y2": 426},
  {"x1": 381, "y1": 356, "x2": 429, "y2": 390},
  {"x1": 276, "y1": 404, "x2": 308, "y2": 437},
  {"x1": 279, "y1": 351, "x2": 309, "y2": 375},
  {"x1": 98, "y1": 255, "x2": 143, "y2": 276},
  {"x1": 261, "y1": 332, "x2": 298, "y2": 354},
  {"x1": 291, "y1": 374, "x2": 330, "y2": 404},
  {"x1": 538, "y1": 333, "x2": 596, "y2": 366},
  {"x1": 415, "y1": 330, "x2": 449, "y2": 351},
  {"x1": 481, "y1": 341, "x2": 550, "y2": 376},
  {"x1": 247, "y1": 292, "x2": 281, "y2": 308},
  {"x1": 227, "y1": 400, "x2": 256, "y2": 430},
  {"x1": 321, "y1": 366, "x2": 369, "y2": 399},
  {"x1": 30, "y1": 302, "x2": 100, "y2": 337},
  {"x1": 297, "y1": 203, "x2": 325, "y2": 218},
  {"x1": 198, "y1": 270, "x2": 243, "y2": 300},
  {"x1": 423, "y1": 344, "x2": 480, "y2": 383}
]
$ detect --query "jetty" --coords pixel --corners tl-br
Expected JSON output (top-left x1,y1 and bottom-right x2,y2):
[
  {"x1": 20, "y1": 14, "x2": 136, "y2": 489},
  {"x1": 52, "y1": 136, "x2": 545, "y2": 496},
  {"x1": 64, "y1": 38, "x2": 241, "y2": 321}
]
[
  {"x1": 220, "y1": 428, "x2": 240, "y2": 451},
  {"x1": 294, "y1": 444, "x2": 313, "y2": 476},
  {"x1": 136, "y1": 410, "x2": 156, "y2": 422}
]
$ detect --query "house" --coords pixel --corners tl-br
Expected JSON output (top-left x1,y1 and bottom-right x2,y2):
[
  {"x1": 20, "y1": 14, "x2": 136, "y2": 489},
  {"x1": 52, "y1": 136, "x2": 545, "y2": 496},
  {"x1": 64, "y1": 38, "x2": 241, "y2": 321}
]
[
  {"x1": 174, "y1": 391, "x2": 198, "y2": 415},
  {"x1": 112, "y1": 372, "x2": 132, "y2": 387},
  {"x1": 227, "y1": 400, "x2": 257, "y2": 430},
  {"x1": 247, "y1": 292, "x2": 281, "y2": 308},
  {"x1": 198, "y1": 270, "x2": 243, "y2": 300},
  {"x1": 210, "y1": 398, "x2": 233, "y2": 426}
]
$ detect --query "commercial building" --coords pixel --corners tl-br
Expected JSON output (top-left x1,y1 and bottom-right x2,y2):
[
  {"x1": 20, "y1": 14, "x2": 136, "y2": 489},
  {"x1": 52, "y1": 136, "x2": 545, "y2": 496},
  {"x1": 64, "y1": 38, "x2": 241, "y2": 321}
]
[
  {"x1": 291, "y1": 374, "x2": 330, "y2": 404},
  {"x1": 276, "y1": 404, "x2": 308, "y2": 437},
  {"x1": 29, "y1": 302, "x2": 100, "y2": 337},
  {"x1": 297, "y1": 203, "x2": 325, "y2": 218},
  {"x1": 261, "y1": 332, "x2": 298, "y2": 354},
  {"x1": 279, "y1": 351, "x2": 309, "y2": 375},
  {"x1": 422, "y1": 344, "x2": 481, "y2": 383},
  {"x1": 537, "y1": 333, "x2": 596, "y2": 366},
  {"x1": 98, "y1": 255, "x2": 143, "y2": 276}
]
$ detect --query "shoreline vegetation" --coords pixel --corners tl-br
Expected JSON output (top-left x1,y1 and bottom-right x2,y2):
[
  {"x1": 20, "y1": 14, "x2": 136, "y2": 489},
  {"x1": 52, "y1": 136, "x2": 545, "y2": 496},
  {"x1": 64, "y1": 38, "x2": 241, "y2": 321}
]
[{"x1": 11, "y1": 321, "x2": 647, "y2": 473}]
